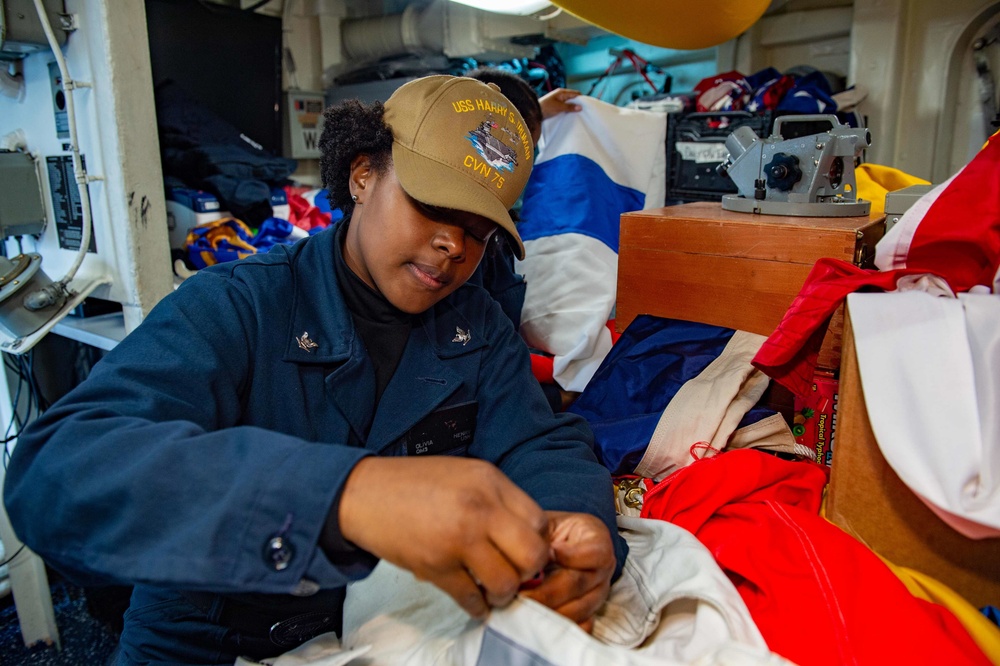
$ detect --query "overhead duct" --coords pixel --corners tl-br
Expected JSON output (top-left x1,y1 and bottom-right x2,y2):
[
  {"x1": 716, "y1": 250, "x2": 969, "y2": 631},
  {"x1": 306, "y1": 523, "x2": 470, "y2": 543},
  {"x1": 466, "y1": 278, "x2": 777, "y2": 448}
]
[
  {"x1": 341, "y1": 4, "x2": 442, "y2": 62},
  {"x1": 340, "y1": 1, "x2": 539, "y2": 64}
]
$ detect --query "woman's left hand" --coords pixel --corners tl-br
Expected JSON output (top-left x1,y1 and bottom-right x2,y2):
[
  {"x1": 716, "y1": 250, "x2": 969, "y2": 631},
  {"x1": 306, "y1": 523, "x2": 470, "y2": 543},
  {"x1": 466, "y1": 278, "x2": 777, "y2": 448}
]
[{"x1": 519, "y1": 510, "x2": 615, "y2": 632}]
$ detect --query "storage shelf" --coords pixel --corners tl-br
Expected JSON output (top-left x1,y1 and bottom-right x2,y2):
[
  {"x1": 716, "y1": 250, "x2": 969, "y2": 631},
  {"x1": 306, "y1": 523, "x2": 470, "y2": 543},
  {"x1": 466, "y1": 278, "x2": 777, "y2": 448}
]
[{"x1": 52, "y1": 312, "x2": 126, "y2": 351}]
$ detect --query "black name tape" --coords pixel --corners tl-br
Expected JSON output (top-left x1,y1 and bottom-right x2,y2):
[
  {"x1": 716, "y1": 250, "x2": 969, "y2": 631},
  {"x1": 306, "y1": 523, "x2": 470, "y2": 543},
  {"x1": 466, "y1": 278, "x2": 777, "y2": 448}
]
[{"x1": 406, "y1": 401, "x2": 478, "y2": 456}]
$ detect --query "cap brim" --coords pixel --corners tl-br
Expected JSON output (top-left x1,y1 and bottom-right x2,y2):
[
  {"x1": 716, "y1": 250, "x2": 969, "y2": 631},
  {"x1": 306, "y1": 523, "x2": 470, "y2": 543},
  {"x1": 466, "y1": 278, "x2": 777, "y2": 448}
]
[{"x1": 391, "y1": 142, "x2": 526, "y2": 261}]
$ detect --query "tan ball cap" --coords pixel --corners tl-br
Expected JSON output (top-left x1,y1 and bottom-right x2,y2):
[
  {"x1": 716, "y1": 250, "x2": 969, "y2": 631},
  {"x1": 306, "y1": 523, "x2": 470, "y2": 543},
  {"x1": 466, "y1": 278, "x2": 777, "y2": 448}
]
[{"x1": 383, "y1": 75, "x2": 534, "y2": 260}]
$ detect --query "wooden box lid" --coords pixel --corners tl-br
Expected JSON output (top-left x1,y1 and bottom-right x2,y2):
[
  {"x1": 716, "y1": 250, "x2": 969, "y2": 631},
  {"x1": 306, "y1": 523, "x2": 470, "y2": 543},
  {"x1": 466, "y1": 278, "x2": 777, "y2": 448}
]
[{"x1": 621, "y1": 202, "x2": 884, "y2": 265}]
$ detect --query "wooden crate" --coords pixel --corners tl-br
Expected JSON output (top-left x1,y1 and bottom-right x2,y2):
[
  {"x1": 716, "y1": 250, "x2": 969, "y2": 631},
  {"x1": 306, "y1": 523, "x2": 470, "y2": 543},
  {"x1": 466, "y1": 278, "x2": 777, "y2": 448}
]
[{"x1": 617, "y1": 201, "x2": 885, "y2": 372}]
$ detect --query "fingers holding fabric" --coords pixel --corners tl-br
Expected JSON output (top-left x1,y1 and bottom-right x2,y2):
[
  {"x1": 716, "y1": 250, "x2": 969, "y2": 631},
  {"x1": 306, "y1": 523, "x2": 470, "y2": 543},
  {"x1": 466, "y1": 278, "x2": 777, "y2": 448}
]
[
  {"x1": 337, "y1": 456, "x2": 550, "y2": 617},
  {"x1": 519, "y1": 511, "x2": 615, "y2": 627}
]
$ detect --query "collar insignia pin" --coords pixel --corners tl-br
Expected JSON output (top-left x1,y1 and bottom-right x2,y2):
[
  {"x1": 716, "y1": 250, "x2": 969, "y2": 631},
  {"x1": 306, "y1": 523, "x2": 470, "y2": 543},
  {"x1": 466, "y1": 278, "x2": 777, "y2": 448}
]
[
  {"x1": 452, "y1": 327, "x2": 471, "y2": 346},
  {"x1": 296, "y1": 331, "x2": 319, "y2": 353}
]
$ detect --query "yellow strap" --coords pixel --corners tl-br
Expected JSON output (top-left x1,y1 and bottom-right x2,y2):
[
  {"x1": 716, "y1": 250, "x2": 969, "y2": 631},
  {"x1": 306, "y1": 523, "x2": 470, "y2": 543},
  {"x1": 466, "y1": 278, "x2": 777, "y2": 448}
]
[
  {"x1": 878, "y1": 556, "x2": 1000, "y2": 665},
  {"x1": 822, "y1": 503, "x2": 999, "y2": 663}
]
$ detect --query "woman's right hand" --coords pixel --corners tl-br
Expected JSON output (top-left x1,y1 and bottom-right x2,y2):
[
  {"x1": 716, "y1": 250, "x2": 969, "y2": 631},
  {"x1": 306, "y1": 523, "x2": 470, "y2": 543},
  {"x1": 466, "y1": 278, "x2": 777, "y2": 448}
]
[{"x1": 338, "y1": 456, "x2": 550, "y2": 619}]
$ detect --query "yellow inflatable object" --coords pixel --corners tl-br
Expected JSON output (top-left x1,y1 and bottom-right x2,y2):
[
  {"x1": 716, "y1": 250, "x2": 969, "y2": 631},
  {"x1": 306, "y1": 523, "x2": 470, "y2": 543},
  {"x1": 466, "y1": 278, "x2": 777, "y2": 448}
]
[{"x1": 551, "y1": 0, "x2": 769, "y2": 50}]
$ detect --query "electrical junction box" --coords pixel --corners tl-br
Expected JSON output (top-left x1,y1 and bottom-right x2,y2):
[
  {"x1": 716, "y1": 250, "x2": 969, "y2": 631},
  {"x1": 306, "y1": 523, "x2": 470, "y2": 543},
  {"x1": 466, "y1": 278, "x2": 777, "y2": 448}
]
[
  {"x1": 0, "y1": 151, "x2": 47, "y2": 238},
  {"x1": 282, "y1": 90, "x2": 325, "y2": 160},
  {"x1": 884, "y1": 184, "x2": 933, "y2": 232},
  {"x1": 0, "y1": 0, "x2": 68, "y2": 58},
  {"x1": 48, "y1": 60, "x2": 69, "y2": 140}
]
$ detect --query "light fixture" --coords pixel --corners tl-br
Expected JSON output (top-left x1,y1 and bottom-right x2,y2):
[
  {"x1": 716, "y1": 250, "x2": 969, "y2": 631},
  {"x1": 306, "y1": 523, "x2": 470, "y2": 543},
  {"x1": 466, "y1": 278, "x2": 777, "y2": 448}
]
[
  {"x1": 447, "y1": 0, "x2": 553, "y2": 16},
  {"x1": 545, "y1": 0, "x2": 770, "y2": 50}
]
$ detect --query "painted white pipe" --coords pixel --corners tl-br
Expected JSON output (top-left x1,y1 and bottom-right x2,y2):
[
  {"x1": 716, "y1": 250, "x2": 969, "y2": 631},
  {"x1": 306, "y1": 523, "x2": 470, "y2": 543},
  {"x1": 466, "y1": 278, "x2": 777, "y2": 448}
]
[
  {"x1": 0, "y1": 65, "x2": 25, "y2": 100},
  {"x1": 29, "y1": 0, "x2": 94, "y2": 302}
]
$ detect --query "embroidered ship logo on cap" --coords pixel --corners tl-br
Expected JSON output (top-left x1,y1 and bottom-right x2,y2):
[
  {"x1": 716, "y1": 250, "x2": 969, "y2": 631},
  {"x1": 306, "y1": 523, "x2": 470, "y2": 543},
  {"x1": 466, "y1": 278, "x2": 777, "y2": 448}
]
[{"x1": 467, "y1": 115, "x2": 519, "y2": 173}]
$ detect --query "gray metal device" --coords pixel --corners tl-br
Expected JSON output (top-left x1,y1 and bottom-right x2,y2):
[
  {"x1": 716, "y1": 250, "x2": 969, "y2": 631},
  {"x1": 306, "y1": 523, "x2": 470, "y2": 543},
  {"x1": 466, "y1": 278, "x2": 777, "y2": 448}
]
[
  {"x1": 0, "y1": 151, "x2": 47, "y2": 237},
  {"x1": 0, "y1": 0, "x2": 67, "y2": 58},
  {"x1": 719, "y1": 114, "x2": 872, "y2": 217},
  {"x1": 0, "y1": 253, "x2": 63, "y2": 338}
]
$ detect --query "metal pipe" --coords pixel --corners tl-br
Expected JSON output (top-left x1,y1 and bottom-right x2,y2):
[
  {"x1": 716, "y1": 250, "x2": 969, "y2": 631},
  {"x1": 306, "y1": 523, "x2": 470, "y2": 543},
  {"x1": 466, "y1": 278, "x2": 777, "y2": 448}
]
[
  {"x1": 565, "y1": 48, "x2": 716, "y2": 84},
  {"x1": 30, "y1": 0, "x2": 94, "y2": 293}
]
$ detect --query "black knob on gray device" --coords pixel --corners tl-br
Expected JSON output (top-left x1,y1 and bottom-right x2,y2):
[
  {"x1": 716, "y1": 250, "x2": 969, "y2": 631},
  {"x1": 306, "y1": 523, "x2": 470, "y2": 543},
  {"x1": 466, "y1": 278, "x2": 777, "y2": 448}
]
[{"x1": 763, "y1": 152, "x2": 802, "y2": 192}]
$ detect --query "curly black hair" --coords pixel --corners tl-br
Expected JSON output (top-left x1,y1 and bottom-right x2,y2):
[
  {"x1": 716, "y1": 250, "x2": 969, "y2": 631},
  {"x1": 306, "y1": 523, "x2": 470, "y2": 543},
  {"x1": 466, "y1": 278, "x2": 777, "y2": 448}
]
[{"x1": 318, "y1": 99, "x2": 395, "y2": 217}]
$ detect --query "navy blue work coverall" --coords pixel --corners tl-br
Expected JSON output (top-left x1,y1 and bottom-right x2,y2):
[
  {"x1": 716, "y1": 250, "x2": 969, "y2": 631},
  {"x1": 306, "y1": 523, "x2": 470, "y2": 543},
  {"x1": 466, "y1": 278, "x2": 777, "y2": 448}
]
[{"x1": 3, "y1": 225, "x2": 626, "y2": 663}]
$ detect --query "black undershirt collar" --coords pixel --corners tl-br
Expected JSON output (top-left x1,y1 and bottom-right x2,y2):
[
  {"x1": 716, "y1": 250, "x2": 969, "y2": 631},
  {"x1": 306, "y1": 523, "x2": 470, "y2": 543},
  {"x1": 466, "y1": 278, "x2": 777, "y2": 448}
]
[{"x1": 333, "y1": 219, "x2": 412, "y2": 406}]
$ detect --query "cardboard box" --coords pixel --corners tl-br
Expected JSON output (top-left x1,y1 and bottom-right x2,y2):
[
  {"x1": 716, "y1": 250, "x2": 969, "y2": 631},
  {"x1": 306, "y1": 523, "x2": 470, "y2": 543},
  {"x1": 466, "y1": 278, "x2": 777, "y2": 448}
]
[
  {"x1": 792, "y1": 371, "x2": 838, "y2": 466},
  {"x1": 617, "y1": 202, "x2": 885, "y2": 372},
  {"x1": 826, "y1": 314, "x2": 1000, "y2": 608}
]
